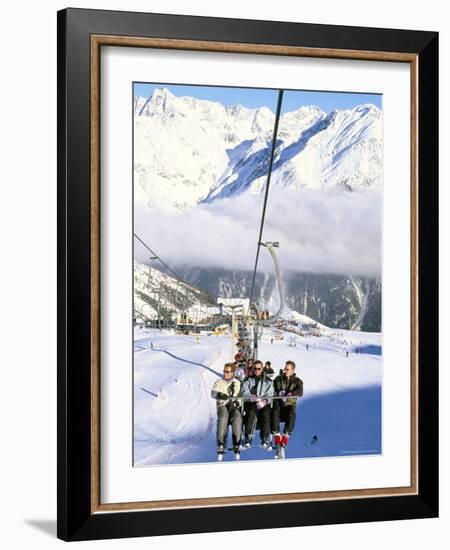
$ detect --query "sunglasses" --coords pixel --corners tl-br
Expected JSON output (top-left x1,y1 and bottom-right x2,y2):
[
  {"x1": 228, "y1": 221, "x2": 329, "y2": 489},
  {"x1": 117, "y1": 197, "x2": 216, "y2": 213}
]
[
  {"x1": 223, "y1": 370, "x2": 233, "y2": 373},
  {"x1": 253, "y1": 367, "x2": 262, "y2": 371}
]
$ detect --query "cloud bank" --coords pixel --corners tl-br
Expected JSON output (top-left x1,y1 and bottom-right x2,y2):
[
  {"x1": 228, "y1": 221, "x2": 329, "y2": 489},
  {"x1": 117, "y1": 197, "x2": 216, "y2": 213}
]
[{"x1": 134, "y1": 188, "x2": 382, "y2": 279}]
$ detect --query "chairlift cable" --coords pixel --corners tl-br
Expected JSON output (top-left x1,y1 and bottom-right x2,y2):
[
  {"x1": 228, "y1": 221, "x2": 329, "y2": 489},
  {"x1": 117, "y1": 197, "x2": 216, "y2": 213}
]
[
  {"x1": 133, "y1": 232, "x2": 187, "y2": 285},
  {"x1": 247, "y1": 89, "x2": 284, "y2": 314},
  {"x1": 134, "y1": 232, "x2": 216, "y2": 330}
]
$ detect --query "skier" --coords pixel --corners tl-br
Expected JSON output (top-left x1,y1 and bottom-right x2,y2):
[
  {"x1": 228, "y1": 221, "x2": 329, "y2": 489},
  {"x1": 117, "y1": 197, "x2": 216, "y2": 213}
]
[
  {"x1": 211, "y1": 362, "x2": 243, "y2": 461},
  {"x1": 271, "y1": 360, "x2": 303, "y2": 459},
  {"x1": 233, "y1": 360, "x2": 246, "y2": 382},
  {"x1": 243, "y1": 358, "x2": 254, "y2": 380},
  {"x1": 240, "y1": 360, "x2": 273, "y2": 449},
  {"x1": 264, "y1": 361, "x2": 275, "y2": 378}
]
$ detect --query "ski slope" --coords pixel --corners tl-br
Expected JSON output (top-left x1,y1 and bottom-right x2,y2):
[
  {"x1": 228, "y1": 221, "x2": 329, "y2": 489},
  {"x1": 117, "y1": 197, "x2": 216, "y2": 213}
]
[{"x1": 134, "y1": 325, "x2": 382, "y2": 466}]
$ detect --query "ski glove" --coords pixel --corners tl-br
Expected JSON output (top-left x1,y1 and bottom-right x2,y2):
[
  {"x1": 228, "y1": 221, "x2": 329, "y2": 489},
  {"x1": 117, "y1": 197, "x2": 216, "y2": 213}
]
[{"x1": 216, "y1": 392, "x2": 229, "y2": 401}]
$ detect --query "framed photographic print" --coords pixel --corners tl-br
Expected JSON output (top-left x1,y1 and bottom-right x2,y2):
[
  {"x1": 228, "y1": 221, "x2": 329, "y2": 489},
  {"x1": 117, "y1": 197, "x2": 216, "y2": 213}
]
[{"x1": 57, "y1": 8, "x2": 438, "y2": 541}]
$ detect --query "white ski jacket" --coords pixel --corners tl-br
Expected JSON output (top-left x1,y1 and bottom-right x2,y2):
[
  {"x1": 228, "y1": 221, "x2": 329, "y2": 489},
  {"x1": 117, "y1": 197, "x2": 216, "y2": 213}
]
[{"x1": 211, "y1": 377, "x2": 241, "y2": 408}]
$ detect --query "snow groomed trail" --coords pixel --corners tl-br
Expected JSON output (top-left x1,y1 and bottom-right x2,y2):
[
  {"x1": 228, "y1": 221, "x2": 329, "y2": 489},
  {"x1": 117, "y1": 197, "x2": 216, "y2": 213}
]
[
  {"x1": 133, "y1": 326, "x2": 382, "y2": 466},
  {"x1": 134, "y1": 331, "x2": 227, "y2": 465}
]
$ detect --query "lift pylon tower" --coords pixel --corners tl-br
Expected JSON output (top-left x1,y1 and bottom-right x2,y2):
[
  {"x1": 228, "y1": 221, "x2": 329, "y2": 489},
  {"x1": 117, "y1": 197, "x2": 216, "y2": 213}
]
[{"x1": 250, "y1": 241, "x2": 286, "y2": 360}]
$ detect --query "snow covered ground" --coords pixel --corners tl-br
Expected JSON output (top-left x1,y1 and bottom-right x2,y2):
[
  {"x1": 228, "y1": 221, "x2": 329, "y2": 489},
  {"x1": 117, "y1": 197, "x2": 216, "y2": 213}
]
[{"x1": 133, "y1": 325, "x2": 381, "y2": 466}]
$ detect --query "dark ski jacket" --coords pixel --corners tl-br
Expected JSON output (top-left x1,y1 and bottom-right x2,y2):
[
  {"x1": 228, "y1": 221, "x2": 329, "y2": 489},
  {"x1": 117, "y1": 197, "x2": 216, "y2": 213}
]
[
  {"x1": 273, "y1": 373, "x2": 303, "y2": 407},
  {"x1": 263, "y1": 365, "x2": 275, "y2": 378}
]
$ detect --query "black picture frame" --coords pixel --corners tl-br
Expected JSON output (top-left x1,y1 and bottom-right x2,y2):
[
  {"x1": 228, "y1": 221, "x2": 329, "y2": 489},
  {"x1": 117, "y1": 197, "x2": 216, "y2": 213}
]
[{"x1": 57, "y1": 7, "x2": 438, "y2": 541}]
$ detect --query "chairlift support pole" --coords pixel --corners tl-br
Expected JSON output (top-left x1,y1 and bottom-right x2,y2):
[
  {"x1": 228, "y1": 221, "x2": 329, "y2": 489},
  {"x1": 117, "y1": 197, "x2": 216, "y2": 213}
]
[
  {"x1": 157, "y1": 288, "x2": 161, "y2": 331},
  {"x1": 227, "y1": 304, "x2": 243, "y2": 360}
]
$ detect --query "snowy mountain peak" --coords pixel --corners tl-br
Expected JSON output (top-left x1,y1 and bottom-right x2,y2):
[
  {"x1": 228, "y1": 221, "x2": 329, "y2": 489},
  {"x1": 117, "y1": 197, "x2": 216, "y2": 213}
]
[
  {"x1": 134, "y1": 88, "x2": 382, "y2": 211},
  {"x1": 147, "y1": 87, "x2": 175, "y2": 115},
  {"x1": 134, "y1": 87, "x2": 176, "y2": 117},
  {"x1": 252, "y1": 106, "x2": 275, "y2": 134},
  {"x1": 225, "y1": 103, "x2": 246, "y2": 116},
  {"x1": 151, "y1": 86, "x2": 174, "y2": 101},
  {"x1": 353, "y1": 103, "x2": 381, "y2": 114},
  {"x1": 289, "y1": 105, "x2": 326, "y2": 119},
  {"x1": 327, "y1": 103, "x2": 380, "y2": 124}
]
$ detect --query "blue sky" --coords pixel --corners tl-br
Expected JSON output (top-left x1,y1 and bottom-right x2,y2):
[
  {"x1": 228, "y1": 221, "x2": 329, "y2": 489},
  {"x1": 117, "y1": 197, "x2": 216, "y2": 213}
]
[{"x1": 133, "y1": 82, "x2": 381, "y2": 114}]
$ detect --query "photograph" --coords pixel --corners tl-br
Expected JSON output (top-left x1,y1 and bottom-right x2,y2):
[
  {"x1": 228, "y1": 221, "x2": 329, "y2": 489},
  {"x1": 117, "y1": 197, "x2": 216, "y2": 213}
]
[
  {"x1": 1, "y1": 0, "x2": 444, "y2": 545},
  {"x1": 132, "y1": 82, "x2": 383, "y2": 466},
  {"x1": 54, "y1": 5, "x2": 439, "y2": 541}
]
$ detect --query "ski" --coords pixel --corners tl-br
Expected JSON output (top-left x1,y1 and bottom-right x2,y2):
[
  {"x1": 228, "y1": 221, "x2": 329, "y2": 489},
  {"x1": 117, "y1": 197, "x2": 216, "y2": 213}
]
[{"x1": 274, "y1": 444, "x2": 287, "y2": 459}]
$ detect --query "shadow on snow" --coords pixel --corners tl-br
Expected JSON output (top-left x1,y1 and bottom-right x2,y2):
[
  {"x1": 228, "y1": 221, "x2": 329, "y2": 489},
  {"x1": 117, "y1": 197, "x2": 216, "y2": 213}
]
[
  {"x1": 135, "y1": 384, "x2": 382, "y2": 465},
  {"x1": 152, "y1": 347, "x2": 222, "y2": 377},
  {"x1": 353, "y1": 344, "x2": 382, "y2": 356}
]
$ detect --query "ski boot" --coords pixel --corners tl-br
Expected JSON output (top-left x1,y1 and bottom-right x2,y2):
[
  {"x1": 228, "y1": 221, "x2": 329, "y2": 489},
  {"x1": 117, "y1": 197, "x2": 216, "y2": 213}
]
[
  {"x1": 217, "y1": 444, "x2": 225, "y2": 462},
  {"x1": 233, "y1": 445, "x2": 241, "y2": 461},
  {"x1": 260, "y1": 439, "x2": 272, "y2": 451},
  {"x1": 279, "y1": 434, "x2": 289, "y2": 459},
  {"x1": 273, "y1": 433, "x2": 282, "y2": 459}
]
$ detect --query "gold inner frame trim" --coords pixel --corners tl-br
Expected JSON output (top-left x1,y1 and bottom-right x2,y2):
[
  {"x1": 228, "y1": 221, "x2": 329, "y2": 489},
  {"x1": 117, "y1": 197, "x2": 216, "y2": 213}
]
[{"x1": 90, "y1": 34, "x2": 419, "y2": 514}]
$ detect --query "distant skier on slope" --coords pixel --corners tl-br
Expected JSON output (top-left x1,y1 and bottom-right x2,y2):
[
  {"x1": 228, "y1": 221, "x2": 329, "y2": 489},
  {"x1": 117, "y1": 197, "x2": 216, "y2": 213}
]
[
  {"x1": 271, "y1": 360, "x2": 303, "y2": 459},
  {"x1": 211, "y1": 363, "x2": 242, "y2": 461}
]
